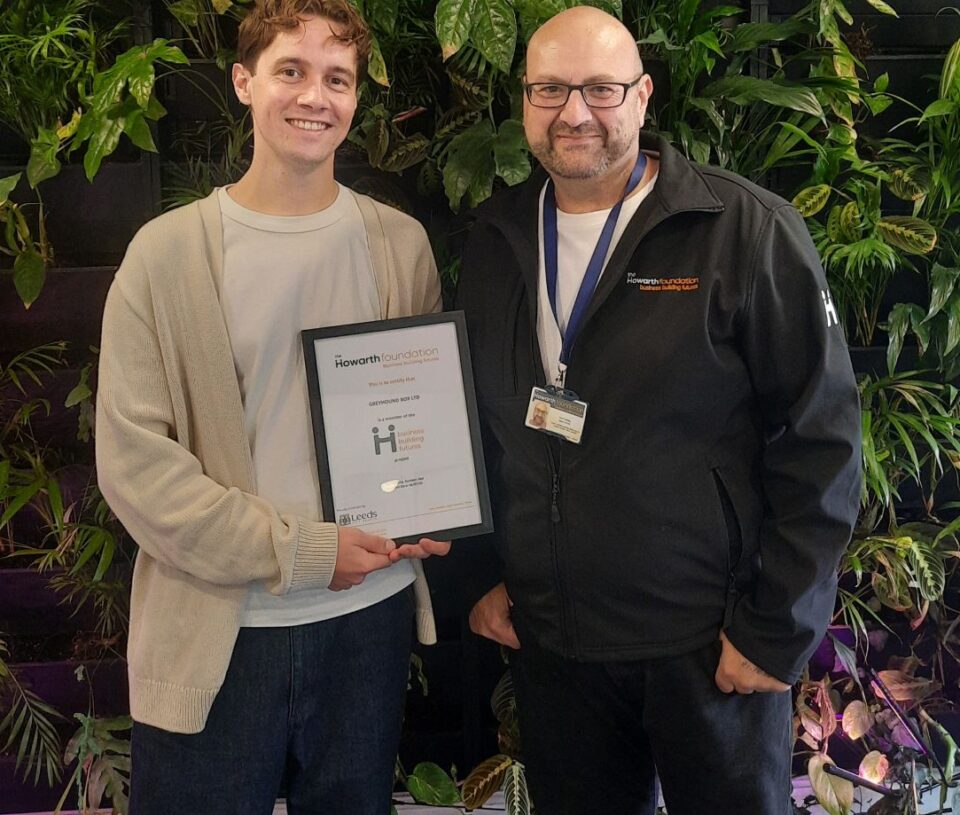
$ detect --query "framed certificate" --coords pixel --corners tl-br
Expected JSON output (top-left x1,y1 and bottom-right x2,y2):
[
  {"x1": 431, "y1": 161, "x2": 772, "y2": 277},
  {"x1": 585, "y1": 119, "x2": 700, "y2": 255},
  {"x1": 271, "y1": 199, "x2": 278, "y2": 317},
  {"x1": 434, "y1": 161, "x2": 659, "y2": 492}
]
[{"x1": 302, "y1": 311, "x2": 493, "y2": 542}]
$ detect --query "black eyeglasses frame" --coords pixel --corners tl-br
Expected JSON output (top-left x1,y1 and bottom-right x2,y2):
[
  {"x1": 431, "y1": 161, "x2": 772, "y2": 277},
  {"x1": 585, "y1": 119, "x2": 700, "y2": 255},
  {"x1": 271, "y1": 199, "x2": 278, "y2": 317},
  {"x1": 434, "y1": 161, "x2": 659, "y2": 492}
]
[{"x1": 522, "y1": 76, "x2": 644, "y2": 109}]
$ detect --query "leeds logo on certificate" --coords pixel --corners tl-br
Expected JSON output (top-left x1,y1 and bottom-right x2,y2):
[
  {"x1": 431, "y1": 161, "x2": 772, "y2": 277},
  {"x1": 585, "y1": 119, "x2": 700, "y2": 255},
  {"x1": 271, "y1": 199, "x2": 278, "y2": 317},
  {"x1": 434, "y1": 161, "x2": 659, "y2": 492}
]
[{"x1": 302, "y1": 312, "x2": 492, "y2": 542}]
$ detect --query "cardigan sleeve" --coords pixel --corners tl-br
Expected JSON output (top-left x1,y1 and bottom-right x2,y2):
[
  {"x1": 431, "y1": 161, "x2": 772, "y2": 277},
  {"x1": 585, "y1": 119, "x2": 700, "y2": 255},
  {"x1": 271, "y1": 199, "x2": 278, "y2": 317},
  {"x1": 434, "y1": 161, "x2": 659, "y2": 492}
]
[{"x1": 95, "y1": 246, "x2": 339, "y2": 594}]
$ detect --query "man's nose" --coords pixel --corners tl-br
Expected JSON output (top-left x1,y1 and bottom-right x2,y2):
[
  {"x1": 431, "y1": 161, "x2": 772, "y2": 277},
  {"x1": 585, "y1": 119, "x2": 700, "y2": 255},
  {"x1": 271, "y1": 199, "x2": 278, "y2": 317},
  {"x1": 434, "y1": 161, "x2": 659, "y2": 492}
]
[
  {"x1": 298, "y1": 80, "x2": 327, "y2": 107},
  {"x1": 558, "y1": 88, "x2": 593, "y2": 127}
]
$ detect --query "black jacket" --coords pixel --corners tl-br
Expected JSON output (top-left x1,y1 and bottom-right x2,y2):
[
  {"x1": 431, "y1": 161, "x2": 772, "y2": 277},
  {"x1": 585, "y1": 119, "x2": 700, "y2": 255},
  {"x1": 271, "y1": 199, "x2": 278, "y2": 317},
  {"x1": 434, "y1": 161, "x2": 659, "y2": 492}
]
[{"x1": 455, "y1": 134, "x2": 861, "y2": 683}]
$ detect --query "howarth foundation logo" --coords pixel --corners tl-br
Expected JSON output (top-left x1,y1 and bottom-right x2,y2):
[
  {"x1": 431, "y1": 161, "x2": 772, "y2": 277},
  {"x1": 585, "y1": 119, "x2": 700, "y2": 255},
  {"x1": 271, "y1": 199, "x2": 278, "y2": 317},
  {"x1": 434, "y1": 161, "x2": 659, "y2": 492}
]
[
  {"x1": 333, "y1": 346, "x2": 440, "y2": 369},
  {"x1": 626, "y1": 272, "x2": 699, "y2": 292},
  {"x1": 334, "y1": 353, "x2": 381, "y2": 368}
]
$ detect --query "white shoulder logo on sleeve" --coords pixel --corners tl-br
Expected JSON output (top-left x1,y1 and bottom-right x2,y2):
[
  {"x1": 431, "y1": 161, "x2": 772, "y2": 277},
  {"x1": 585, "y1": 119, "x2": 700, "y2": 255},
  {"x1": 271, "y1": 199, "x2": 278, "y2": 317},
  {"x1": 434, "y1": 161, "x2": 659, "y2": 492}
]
[{"x1": 821, "y1": 289, "x2": 839, "y2": 328}]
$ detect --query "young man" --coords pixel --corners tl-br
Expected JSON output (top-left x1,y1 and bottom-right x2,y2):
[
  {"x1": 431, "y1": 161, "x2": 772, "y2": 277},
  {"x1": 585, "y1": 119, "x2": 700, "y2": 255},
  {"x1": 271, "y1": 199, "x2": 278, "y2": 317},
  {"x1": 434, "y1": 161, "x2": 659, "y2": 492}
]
[
  {"x1": 458, "y1": 7, "x2": 861, "y2": 814},
  {"x1": 96, "y1": 2, "x2": 448, "y2": 812}
]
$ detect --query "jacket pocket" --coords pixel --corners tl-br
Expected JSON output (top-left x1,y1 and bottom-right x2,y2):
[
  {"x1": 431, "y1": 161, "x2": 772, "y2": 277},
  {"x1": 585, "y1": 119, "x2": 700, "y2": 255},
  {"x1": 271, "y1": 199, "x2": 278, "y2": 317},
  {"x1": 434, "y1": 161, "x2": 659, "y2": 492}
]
[{"x1": 712, "y1": 467, "x2": 743, "y2": 577}]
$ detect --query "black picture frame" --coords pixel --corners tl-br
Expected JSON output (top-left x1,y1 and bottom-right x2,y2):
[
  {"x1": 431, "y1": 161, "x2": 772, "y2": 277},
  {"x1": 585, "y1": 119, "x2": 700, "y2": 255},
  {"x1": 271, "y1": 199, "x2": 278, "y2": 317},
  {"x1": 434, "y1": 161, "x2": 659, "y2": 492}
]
[{"x1": 301, "y1": 310, "x2": 493, "y2": 542}]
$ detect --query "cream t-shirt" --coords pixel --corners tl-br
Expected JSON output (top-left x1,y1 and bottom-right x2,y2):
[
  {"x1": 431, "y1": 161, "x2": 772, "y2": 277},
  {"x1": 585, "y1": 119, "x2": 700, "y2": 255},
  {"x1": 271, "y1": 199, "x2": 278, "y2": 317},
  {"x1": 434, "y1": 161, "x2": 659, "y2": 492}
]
[{"x1": 217, "y1": 185, "x2": 415, "y2": 627}]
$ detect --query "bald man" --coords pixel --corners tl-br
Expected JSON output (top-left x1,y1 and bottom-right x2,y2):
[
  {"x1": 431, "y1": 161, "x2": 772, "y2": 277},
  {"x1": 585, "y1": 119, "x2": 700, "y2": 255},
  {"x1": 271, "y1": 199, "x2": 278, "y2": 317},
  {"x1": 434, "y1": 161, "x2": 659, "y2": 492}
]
[{"x1": 456, "y1": 7, "x2": 861, "y2": 814}]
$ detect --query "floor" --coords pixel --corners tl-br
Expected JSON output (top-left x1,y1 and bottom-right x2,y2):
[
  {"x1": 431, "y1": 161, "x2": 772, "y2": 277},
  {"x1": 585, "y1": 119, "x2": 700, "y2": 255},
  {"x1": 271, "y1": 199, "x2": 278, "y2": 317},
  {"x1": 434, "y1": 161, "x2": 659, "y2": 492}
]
[{"x1": 13, "y1": 779, "x2": 960, "y2": 814}]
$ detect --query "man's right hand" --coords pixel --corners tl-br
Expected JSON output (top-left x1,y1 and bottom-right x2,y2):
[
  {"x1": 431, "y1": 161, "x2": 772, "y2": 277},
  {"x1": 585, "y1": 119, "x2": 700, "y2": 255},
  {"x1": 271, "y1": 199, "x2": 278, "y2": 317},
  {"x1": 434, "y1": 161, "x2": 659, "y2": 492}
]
[
  {"x1": 469, "y1": 582, "x2": 520, "y2": 649},
  {"x1": 329, "y1": 527, "x2": 396, "y2": 591}
]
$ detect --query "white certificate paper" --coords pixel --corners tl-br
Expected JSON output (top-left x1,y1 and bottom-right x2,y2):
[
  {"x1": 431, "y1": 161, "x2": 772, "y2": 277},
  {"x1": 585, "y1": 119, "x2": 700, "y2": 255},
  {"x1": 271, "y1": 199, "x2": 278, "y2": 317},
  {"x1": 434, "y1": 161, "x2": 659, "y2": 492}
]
[{"x1": 303, "y1": 313, "x2": 492, "y2": 541}]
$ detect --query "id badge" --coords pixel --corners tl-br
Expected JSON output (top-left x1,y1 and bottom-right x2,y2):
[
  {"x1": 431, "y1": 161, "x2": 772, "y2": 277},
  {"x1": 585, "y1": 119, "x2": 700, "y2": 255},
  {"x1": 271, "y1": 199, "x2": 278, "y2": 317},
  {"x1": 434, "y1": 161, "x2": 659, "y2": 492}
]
[{"x1": 525, "y1": 386, "x2": 588, "y2": 444}]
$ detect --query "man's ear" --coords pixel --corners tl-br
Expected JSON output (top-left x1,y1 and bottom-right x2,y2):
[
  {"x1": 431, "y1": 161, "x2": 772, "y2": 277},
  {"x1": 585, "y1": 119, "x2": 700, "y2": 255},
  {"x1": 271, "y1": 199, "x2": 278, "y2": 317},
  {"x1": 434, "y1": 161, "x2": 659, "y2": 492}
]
[
  {"x1": 232, "y1": 62, "x2": 253, "y2": 106},
  {"x1": 636, "y1": 74, "x2": 654, "y2": 127}
]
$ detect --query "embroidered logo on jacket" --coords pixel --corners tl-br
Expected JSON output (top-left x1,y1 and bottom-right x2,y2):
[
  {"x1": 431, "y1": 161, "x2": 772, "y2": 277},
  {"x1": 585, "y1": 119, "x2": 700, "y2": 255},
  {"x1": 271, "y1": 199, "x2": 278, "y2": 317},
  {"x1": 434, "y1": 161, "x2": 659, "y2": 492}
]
[
  {"x1": 821, "y1": 289, "x2": 839, "y2": 328},
  {"x1": 626, "y1": 272, "x2": 699, "y2": 292}
]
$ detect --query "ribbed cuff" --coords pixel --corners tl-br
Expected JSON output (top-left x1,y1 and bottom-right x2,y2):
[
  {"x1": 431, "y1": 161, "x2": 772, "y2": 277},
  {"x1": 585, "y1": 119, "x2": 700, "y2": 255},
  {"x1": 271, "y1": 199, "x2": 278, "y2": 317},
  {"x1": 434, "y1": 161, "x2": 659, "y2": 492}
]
[
  {"x1": 130, "y1": 675, "x2": 220, "y2": 734},
  {"x1": 288, "y1": 521, "x2": 339, "y2": 590}
]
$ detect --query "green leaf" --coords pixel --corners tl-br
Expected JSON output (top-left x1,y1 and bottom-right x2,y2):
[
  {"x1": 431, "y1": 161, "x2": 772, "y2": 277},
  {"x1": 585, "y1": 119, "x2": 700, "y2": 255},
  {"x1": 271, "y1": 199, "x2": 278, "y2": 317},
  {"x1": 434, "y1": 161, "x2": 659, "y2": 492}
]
[
  {"x1": 94, "y1": 534, "x2": 116, "y2": 581},
  {"x1": 873, "y1": 72, "x2": 889, "y2": 93},
  {"x1": 435, "y1": 0, "x2": 476, "y2": 61},
  {"x1": 406, "y1": 762, "x2": 459, "y2": 806},
  {"x1": 47, "y1": 476, "x2": 64, "y2": 529},
  {"x1": 885, "y1": 303, "x2": 921, "y2": 374},
  {"x1": 908, "y1": 539, "x2": 945, "y2": 602},
  {"x1": 122, "y1": 109, "x2": 158, "y2": 153},
  {"x1": 919, "y1": 99, "x2": 956, "y2": 123},
  {"x1": 82, "y1": 113, "x2": 125, "y2": 181},
  {"x1": 808, "y1": 754, "x2": 854, "y2": 815},
  {"x1": 380, "y1": 134, "x2": 430, "y2": 172},
  {"x1": 700, "y1": 76, "x2": 824, "y2": 118},
  {"x1": 443, "y1": 119, "x2": 496, "y2": 211},
  {"x1": 946, "y1": 296, "x2": 960, "y2": 357},
  {"x1": 0, "y1": 173, "x2": 21, "y2": 205},
  {"x1": 727, "y1": 19, "x2": 811, "y2": 53},
  {"x1": 367, "y1": 36, "x2": 389, "y2": 87},
  {"x1": 864, "y1": 0, "x2": 897, "y2": 16},
  {"x1": 13, "y1": 250, "x2": 46, "y2": 308},
  {"x1": 65, "y1": 382, "x2": 93, "y2": 408},
  {"x1": 877, "y1": 216, "x2": 937, "y2": 255},
  {"x1": 471, "y1": 0, "x2": 517, "y2": 74},
  {"x1": 367, "y1": 0, "x2": 399, "y2": 34},
  {"x1": 493, "y1": 119, "x2": 531, "y2": 186},
  {"x1": 925, "y1": 264, "x2": 960, "y2": 321},
  {"x1": 126, "y1": 57, "x2": 157, "y2": 110},
  {"x1": 167, "y1": 0, "x2": 200, "y2": 27},
  {"x1": 834, "y1": 0, "x2": 853, "y2": 26},
  {"x1": 941, "y1": 38, "x2": 960, "y2": 101},
  {"x1": 692, "y1": 31, "x2": 725, "y2": 60},
  {"x1": 864, "y1": 93, "x2": 893, "y2": 116},
  {"x1": 793, "y1": 184, "x2": 831, "y2": 218},
  {"x1": 27, "y1": 128, "x2": 62, "y2": 188},
  {"x1": 888, "y1": 168, "x2": 927, "y2": 202}
]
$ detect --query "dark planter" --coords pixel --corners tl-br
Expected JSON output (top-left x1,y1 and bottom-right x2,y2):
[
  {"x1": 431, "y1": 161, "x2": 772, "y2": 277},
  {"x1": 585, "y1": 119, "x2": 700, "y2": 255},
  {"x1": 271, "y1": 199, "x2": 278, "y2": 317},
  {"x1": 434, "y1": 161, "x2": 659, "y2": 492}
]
[
  {"x1": 848, "y1": 344, "x2": 921, "y2": 378},
  {"x1": 0, "y1": 267, "x2": 114, "y2": 360},
  {"x1": 0, "y1": 157, "x2": 160, "y2": 271},
  {"x1": 0, "y1": 752, "x2": 73, "y2": 815},
  {"x1": 0, "y1": 567, "x2": 98, "y2": 638},
  {"x1": 6, "y1": 657, "x2": 128, "y2": 720}
]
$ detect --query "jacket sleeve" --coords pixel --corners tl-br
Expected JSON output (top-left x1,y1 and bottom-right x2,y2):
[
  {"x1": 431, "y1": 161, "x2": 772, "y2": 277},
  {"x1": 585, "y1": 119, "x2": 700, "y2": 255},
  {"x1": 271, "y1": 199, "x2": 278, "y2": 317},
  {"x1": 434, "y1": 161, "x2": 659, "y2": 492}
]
[
  {"x1": 95, "y1": 250, "x2": 339, "y2": 594},
  {"x1": 448, "y1": 221, "x2": 508, "y2": 613},
  {"x1": 724, "y1": 203, "x2": 861, "y2": 684}
]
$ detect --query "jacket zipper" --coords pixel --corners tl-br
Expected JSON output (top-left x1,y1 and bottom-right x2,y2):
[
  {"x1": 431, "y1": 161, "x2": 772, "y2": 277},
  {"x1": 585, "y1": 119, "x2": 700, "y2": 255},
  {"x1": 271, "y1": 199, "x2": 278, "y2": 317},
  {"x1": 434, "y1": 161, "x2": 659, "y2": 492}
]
[
  {"x1": 713, "y1": 468, "x2": 743, "y2": 627},
  {"x1": 546, "y1": 438, "x2": 572, "y2": 655}
]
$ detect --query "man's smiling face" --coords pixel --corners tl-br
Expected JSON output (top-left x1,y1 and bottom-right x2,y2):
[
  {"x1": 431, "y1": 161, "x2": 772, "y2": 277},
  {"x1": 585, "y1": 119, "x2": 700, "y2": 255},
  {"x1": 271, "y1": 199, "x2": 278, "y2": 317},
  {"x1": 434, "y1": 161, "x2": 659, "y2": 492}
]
[
  {"x1": 522, "y1": 11, "x2": 650, "y2": 182},
  {"x1": 232, "y1": 14, "x2": 358, "y2": 175}
]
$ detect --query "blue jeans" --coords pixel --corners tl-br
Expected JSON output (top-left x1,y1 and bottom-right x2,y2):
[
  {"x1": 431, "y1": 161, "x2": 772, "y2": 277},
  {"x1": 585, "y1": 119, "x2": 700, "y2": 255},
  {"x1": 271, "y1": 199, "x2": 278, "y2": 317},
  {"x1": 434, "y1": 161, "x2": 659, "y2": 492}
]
[
  {"x1": 129, "y1": 588, "x2": 414, "y2": 815},
  {"x1": 511, "y1": 637, "x2": 793, "y2": 815}
]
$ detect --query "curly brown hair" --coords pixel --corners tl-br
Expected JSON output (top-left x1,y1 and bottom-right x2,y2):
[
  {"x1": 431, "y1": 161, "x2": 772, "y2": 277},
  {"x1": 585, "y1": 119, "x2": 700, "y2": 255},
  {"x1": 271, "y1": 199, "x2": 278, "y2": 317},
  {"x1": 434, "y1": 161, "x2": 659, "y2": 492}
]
[{"x1": 237, "y1": 0, "x2": 371, "y2": 79}]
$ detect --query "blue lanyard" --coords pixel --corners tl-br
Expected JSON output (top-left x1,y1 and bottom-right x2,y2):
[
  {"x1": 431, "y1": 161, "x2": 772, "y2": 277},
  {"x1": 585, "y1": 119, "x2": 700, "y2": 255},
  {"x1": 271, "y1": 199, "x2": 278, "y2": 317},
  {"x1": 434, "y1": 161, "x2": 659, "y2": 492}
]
[{"x1": 544, "y1": 154, "x2": 647, "y2": 369}]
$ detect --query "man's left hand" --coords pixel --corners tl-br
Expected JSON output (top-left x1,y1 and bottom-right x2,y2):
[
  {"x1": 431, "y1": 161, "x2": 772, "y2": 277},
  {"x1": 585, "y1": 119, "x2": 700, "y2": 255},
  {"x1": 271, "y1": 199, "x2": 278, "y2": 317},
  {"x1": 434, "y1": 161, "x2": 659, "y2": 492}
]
[
  {"x1": 715, "y1": 631, "x2": 790, "y2": 694},
  {"x1": 388, "y1": 538, "x2": 452, "y2": 561}
]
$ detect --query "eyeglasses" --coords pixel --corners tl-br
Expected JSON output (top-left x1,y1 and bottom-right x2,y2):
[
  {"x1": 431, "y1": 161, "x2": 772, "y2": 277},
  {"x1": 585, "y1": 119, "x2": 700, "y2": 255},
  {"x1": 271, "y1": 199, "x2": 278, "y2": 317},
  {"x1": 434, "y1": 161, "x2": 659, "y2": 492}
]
[{"x1": 523, "y1": 77, "x2": 644, "y2": 109}]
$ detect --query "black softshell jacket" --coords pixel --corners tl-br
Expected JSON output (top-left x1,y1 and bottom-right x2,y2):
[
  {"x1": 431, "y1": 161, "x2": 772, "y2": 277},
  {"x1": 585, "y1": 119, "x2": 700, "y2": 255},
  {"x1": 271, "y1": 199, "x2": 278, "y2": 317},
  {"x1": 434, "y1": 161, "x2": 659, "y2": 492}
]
[{"x1": 456, "y1": 134, "x2": 862, "y2": 683}]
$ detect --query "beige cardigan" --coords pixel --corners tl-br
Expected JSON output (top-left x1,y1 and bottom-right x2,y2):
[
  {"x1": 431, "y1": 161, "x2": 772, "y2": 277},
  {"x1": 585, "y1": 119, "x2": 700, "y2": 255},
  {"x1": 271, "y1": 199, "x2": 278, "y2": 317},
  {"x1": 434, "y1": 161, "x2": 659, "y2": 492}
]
[{"x1": 96, "y1": 189, "x2": 441, "y2": 734}]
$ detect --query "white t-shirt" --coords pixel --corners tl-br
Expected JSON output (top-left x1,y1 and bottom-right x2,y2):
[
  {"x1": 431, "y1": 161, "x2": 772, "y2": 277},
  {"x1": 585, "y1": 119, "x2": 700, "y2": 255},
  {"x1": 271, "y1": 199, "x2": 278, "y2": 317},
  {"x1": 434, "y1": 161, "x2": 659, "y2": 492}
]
[
  {"x1": 536, "y1": 158, "x2": 659, "y2": 386},
  {"x1": 217, "y1": 185, "x2": 415, "y2": 627}
]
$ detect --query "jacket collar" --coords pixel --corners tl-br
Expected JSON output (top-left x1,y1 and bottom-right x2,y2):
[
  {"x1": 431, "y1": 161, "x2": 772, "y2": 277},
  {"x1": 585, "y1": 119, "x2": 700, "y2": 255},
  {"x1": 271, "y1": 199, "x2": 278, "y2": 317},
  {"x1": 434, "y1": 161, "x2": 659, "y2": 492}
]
[{"x1": 474, "y1": 131, "x2": 726, "y2": 337}]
